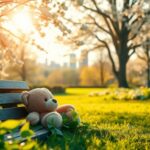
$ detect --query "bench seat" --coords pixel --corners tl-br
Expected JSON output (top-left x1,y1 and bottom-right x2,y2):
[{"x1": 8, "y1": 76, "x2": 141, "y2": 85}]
[{"x1": 0, "y1": 80, "x2": 49, "y2": 141}]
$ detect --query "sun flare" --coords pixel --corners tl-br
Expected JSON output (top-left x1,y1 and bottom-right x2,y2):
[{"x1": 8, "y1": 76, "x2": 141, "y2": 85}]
[{"x1": 11, "y1": 9, "x2": 34, "y2": 34}]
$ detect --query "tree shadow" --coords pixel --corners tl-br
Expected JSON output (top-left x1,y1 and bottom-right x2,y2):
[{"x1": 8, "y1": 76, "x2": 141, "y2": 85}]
[{"x1": 44, "y1": 122, "x2": 117, "y2": 150}]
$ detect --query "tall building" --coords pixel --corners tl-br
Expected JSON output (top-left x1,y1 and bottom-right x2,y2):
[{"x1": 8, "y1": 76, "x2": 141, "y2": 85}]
[
  {"x1": 69, "y1": 53, "x2": 76, "y2": 69},
  {"x1": 49, "y1": 61, "x2": 60, "y2": 70},
  {"x1": 79, "y1": 50, "x2": 88, "y2": 67}
]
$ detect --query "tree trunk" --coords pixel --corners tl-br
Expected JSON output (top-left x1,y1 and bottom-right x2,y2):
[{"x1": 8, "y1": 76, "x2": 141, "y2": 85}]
[
  {"x1": 99, "y1": 51, "x2": 104, "y2": 86},
  {"x1": 100, "y1": 61, "x2": 104, "y2": 86},
  {"x1": 117, "y1": 28, "x2": 129, "y2": 88},
  {"x1": 118, "y1": 60, "x2": 129, "y2": 88}
]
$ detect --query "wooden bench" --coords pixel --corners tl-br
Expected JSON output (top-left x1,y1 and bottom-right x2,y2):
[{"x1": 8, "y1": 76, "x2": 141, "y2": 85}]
[{"x1": 0, "y1": 80, "x2": 49, "y2": 142}]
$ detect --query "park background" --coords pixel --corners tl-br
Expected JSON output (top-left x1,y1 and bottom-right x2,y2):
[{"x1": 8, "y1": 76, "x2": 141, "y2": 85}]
[{"x1": 0, "y1": 0, "x2": 150, "y2": 149}]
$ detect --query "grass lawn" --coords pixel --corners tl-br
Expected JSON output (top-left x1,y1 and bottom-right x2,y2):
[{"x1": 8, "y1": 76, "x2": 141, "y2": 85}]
[{"x1": 1, "y1": 88, "x2": 150, "y2": 149}]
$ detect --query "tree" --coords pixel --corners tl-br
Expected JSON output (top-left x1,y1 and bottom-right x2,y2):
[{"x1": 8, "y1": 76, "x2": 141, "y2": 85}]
[
  {"x1": 0, "y1": 1, "x2": 42, "y2": 77},
  {"x1": 93, "y1": 49, "x2": 114, "y2": 86},
  {"x1": 80, "y1": 66, "x2": 100, "y2": 86},
  {"x1": 96, "y1": 49, "x2": 106, "y2": 86},
  {"x1": 80, "y1": 62, "x2": 113, "y2": 86},
  {"x1": 58, "y1": 0, "x2": 150, "y2": 87},
  {"x1": 3, "y1": 40, "x2": 42, "y2": 84},
  {"x1": 47, "y1": 68, "x2": 80, "y2": 86}
]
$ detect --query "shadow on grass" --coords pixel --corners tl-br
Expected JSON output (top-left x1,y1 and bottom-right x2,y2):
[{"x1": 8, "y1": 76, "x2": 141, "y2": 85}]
[
  {"x1": 44, "y1": 112, "x2": 150, "y2": 149},
  {"x1": 42, "y1": 122, "x2": 117, "y2": 150},
  {"x1": 42, "y1": 112, "x2": 150, "y2": 149}
]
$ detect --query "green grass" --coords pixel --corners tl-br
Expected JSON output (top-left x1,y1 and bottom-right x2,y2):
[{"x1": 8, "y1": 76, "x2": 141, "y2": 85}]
[
  {"x1": 1, "y1": 88, "x2": 150, "y2": 149},
  {"x1": 55, "y1": 88, "x2": 150, "y2": 150}
]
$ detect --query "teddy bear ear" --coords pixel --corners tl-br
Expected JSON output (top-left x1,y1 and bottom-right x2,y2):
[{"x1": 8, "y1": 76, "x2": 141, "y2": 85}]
[{"x1": 21, "y1": 91, "x2": 29, "y2": 106}]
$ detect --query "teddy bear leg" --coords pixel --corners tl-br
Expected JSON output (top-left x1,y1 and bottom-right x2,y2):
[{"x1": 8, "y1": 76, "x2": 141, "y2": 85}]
[
  {"x1": 41, "y1": 112, "x2": 62, "y2": 129},
  {"x1": 26, "y1": 112, "x2": 40, "y2": 125}
]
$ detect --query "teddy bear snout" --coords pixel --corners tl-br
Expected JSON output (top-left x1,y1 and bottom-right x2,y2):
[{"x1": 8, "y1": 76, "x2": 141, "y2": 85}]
[
  {"x1": 45, "y1": 99, "x2": 58, "y2": 111},
  {"x1": 52, "y1": 99, "x2": 57, "y2": 103}
]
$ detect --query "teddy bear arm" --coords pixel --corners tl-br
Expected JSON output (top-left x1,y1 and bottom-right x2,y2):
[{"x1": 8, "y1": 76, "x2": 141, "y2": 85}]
[
  {"x1": 56, "y1": 104, "x2": 75, "y2": 113},
  {"x1": 26, "y1": 112, "x2": 40, "y2": 125}
]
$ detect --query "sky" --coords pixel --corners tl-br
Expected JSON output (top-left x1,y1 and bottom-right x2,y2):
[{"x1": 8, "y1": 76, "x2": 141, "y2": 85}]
[
  {"x1": 4, "y1": 8, "x2": 67, "y2": 64},
  {"x1": 31, "y1": 28, "x2": 95, "y2": 66},
  {"x1": 3, "y1": 3, "x2": 100, "y2": 66},
  {"x1": 33, "y1": 26, "x2": 68, "y2": 65}
]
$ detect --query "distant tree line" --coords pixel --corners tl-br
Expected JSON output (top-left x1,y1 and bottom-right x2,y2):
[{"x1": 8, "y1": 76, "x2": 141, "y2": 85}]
[{"x1": 1, "y1": 52, "x2": 148, "y2": 88}]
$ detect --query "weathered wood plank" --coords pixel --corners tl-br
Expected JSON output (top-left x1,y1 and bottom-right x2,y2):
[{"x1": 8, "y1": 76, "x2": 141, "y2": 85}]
[
  {"x1": 0, "y1": 107, "x2": 28, "y2": 120},
  {"x1": 0, "y1": 80, "x2": 29, "y2": 90},
  {"x1": 0, "y1": 93, "x2": 22, "y2": 105},
  {"x1": 2, "y1": 104, "x2": 17, "y2": 108}
]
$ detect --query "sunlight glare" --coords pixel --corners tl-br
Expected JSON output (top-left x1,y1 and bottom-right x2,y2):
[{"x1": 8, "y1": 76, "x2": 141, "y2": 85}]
[{"x1": 11, "y1": 9, "x2": 34, "y2": 33}]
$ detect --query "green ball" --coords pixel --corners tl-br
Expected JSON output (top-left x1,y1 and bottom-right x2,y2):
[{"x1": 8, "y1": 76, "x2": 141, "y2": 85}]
[{"x1": 46, "y1": 112, "x2": 63, "y2": 128}]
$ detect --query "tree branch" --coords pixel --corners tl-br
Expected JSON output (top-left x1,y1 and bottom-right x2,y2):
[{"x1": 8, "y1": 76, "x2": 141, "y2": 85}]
[
  {"x1": 0, "y1": 0, "x2": 32, "y2": 17},
  {"x1": 94, "y1": 34, "x2": 118, "y2": 77},
  {"x1": 128, "y1": 19, "x2": 146, "y2": 41},
  {"x1": 128, "y1": 14, "x2": 135, "y2": 22},
  {"x1": 109, "y1": 0, "x2": 120, "y2": 35},
  {"x1": 63, "y1": 17, "x2": 82, "y2": 25},
  {"x1": 128, "y1": 48, "x2": 136, "y2": 58},
  {"x1": 82, "y1": 5, "x2": 97, "y2": 13},
  {"x1": 93, "y1": 0, "x2": 120, "y2": 36},
  {"x1": 88, "y1": 15, "x2": 111, "y2": 35},
  {"x1": 88, "y1": 44, "x2": 105, "y2": 52},
  {"x1": 129, "y1": 44, "x2": 142, "y2": 50},
  {"x1": 91, "y1": 0, "x2": 116, "y2": 24},
  {"x1": 87, "y1": 1, "x2": 120, "y2": 53},
  {"x1": 0, "y1": 26, "x2": 23, "y2": 40},
  {"x1": 136, "y1": 52, "x2": 146, "y2": 61},
  {"x1": 83, "y1": 0, "x2": 120, "y2": 39},
  {"x1": 83, "y1": 1, "x2": 114, "y2": 25},
  {"x1": 103, "y1": 17, "x2": 119, "y2": 55},
  {"x1": 0, "y1": 0, "x2": 13, "y2": 6}
]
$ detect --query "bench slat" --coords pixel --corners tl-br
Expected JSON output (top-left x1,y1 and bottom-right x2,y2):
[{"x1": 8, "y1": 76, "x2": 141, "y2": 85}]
[
  {"x1": 0, "y1": 93, "x2": 22, "y2": 105},
  {"x1": 0, "y1": 107, "x2": 27, "y2": 121},
  {"x1": 0, "y1": 80, "x2": 29, "y2": 91}
]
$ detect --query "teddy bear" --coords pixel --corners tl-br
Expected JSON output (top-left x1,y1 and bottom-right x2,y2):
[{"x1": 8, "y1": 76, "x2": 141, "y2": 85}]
[{"x1": 21, "y1": 88, "x2": 80, "y2": 129}]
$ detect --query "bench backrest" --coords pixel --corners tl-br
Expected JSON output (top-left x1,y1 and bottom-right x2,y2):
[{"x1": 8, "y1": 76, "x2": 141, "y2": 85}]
[{"x1": 0, "y1": 80, "x2": 29, "y2": 121}]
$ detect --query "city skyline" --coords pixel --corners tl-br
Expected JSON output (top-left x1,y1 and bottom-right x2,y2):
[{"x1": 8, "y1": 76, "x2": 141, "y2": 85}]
[{"x1": 38, "y1": 49, "x2": 99, "y2": 68}]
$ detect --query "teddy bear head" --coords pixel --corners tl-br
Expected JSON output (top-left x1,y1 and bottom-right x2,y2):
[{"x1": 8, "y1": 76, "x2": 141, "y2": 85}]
[{"x1": 21, "y1": 88, "x2": 58, "y2": 113}]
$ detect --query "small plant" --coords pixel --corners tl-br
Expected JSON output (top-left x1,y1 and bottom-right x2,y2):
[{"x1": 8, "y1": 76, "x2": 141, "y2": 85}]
[
  {"x1": 89, "y1": 88, "x2": 150, "y2": 101},
  {"x1": 62, "y1": 110, "x2": 80, "y2": 129}
]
